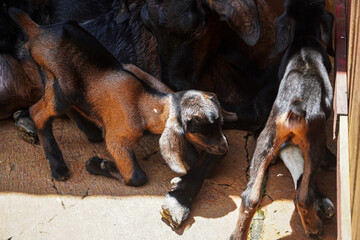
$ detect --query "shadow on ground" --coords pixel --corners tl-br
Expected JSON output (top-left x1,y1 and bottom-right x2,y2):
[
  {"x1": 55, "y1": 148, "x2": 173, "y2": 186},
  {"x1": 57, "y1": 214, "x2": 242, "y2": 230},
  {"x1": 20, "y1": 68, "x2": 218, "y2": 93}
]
[{"x1": 0, "y1": 118, "x2": 336, "y2": 240}]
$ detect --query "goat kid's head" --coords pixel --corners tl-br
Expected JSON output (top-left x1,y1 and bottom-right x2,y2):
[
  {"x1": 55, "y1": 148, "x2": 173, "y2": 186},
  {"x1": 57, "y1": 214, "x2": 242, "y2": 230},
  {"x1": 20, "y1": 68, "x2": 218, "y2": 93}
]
[
  {"x1": 270, "y1": 0, "x2": 335, "y2": 58},
  {"x1": 141, "y1": 0, "x2": 260, "y2": 89},
  {"x1": 159, "y1": 91, "x2": 230, "y2": 175}
]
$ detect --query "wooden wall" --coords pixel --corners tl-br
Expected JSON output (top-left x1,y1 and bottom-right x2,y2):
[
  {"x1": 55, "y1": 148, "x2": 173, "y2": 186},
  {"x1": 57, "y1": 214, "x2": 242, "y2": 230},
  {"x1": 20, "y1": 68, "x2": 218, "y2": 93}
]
[{"x1": 347, "y1": 0, "x2": 360, "y2": 239}]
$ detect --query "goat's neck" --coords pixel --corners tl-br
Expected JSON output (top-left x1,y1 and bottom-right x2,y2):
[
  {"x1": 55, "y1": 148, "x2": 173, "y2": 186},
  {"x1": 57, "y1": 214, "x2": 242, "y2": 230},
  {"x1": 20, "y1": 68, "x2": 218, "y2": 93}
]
[
  {"x1": 140, "y1": 94, "x2": 171, "y2": 134},
  {"x1": 293, "y1": 22, "x2": 321, "y2": 41}
]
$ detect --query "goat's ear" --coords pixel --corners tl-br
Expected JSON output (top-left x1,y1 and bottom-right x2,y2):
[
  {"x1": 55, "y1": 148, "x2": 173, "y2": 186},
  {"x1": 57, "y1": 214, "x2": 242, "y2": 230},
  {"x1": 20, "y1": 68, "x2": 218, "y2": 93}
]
[
  {"x1": 221, "y1": 108, "x2": 238, "y2": 122},
  {"x1": 320, "y1": 10, "x2": 335, "y2": 57},
  {"x1": 201, "y1": 0, "x2": 260, "y2": 46},
  {"x1": 116, "y1": 1, "x2": 130, "y2": 24},
  {"x1": 159, "y1": 115, "x2": 187, "y2": 175},
  {"x1": 203, "y1": 91, "x2": 238, "y2": 122},
  {"x1": 9, "y1": 8, "x2": 41, "y2": 39},
  {"x1": 269, "y1": 13, "x2": 292, "y2": 58}
]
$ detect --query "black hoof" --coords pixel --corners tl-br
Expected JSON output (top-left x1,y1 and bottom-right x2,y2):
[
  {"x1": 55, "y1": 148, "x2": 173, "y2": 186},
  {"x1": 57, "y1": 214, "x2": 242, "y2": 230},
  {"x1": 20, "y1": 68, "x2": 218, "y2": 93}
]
[
  {"x1": 127, "y1": 169, "x2": 147, "y2": 187},
  {"x1": 314, "y1": 197, "x2": 335, "y2": 220},
  {"x1": 51, "y1": 165, "x2": 70, "y2": 181},
  {"x1": 86, "y1": 156, "x2": 117, "y2": 178},
  {"x1": 13, "y1": 110, "x2": 38, "y2": 144}
]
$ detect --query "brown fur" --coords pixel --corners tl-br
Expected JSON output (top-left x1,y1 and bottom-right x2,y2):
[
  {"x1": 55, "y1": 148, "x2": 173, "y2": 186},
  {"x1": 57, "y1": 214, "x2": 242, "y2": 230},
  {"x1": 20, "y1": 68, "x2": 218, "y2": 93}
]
[{"x1": 11, "y1": 8, "x2": 228, "y2": 185}]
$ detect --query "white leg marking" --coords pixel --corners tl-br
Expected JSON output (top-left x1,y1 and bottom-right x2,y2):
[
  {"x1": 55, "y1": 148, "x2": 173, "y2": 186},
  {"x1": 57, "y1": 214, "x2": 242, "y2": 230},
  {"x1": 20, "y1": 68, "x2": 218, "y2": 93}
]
[{"x1": 161, "y1": 194, "x2": 190, "y2": 226}]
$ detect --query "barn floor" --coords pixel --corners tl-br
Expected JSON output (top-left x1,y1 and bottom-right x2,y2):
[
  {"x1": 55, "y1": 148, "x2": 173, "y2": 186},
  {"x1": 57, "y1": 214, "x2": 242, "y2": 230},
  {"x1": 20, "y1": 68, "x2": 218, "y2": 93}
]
[{"x1": 0, "y1": 118, "x2": 337, "y2": 240}]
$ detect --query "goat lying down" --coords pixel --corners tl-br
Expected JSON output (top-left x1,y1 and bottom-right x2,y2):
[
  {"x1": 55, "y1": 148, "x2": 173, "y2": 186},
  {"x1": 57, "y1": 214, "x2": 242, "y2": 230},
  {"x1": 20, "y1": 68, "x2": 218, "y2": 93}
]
[
  {"x1": 231, "y1": 0, "x2": 335, "y2": 238},
  {"x1": 10, "y1": 8, "x2": 233, "y2": 186}
]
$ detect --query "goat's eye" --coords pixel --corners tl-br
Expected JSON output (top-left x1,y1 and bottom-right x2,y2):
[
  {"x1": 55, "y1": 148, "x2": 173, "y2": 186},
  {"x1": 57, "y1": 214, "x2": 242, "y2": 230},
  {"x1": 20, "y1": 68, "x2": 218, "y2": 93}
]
[{"x1": 193, "y1": 116, "x2": 200, "y2": 121}]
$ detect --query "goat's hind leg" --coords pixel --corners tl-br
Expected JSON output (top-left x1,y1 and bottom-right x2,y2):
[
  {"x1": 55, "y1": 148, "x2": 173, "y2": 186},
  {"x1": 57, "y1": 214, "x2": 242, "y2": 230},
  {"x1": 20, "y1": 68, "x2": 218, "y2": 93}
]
[
  {"x1": 30, "y1": 100, "x2": 69, "y2": 180},
  {"x1": 280, "y1": 144, "x2": 335, "y2": 220},
  {"x1": 231, "y1": 124, "x2": 279, "y2": 240},
  {"x1": 314, "y1": 186, "x2": 335, "y2": 220},
  {"x1": 67, "y1": 108, "x2": 103, "y2": 142},
  {"x1": 294, "y1": 137, "x2": 324, "y2": 237}
]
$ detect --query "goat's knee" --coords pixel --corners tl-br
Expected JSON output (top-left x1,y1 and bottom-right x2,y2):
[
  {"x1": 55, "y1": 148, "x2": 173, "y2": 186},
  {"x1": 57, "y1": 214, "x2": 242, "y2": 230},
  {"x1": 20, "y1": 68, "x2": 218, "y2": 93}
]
[
  {"x1": 241, "y1": 184, "x2": 262, "y2": 211},
  {"x1": 106, "y1": 140, "x2": 147, "y2": 187}
]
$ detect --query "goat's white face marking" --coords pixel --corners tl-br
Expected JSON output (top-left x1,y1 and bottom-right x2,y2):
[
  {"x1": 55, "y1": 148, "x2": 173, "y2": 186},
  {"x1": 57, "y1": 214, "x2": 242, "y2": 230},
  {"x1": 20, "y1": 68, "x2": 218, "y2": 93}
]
[
  {"x1": 279, "y1": 144, "x2": 304, "y2": 189},
  {"x1": 154, "y1": 108, "x2": 158, "y2": 113}
]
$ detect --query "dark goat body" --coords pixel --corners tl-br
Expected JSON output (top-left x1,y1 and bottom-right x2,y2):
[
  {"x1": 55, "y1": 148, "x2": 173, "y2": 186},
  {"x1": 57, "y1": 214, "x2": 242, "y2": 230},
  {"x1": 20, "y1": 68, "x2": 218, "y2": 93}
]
[
  {"x1": 50, "y1": 0, "x2": 281, "y2": 131},
  {"x1": 0, "y1": 0, "x2": 51, "y2": 120},
  {"x1": 79, "y1": 2, "x2": 160, "y2": 78},
  {"x1": 231, "y1": 0, "x2": 335, "y2": 239},
  {"x1": 1, "y1": 0, "x2": 281, "y2": 133},
  {"x1": 0, "y1": 0, "x2": 45, "y2": 119},
  {"x1": 140, "y1": 0, "x2": 281, "y2": 131},
  {"x1": 51, "y1": 0, "x2": 120, "y2": 22}
]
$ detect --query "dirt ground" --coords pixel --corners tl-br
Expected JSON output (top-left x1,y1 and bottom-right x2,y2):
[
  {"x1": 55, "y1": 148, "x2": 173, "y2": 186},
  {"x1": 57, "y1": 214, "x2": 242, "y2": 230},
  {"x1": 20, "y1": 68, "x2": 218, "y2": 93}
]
[{"x1": 0, "y1": 117, "x2": 337, "y2": 240}]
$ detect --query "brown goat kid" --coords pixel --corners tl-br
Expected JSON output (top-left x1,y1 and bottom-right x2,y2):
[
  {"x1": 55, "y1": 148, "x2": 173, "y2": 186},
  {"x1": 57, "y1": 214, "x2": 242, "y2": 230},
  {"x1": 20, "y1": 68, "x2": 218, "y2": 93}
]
[{"x1": 10, "y1": 8, "x2": 231, "y2": 186}]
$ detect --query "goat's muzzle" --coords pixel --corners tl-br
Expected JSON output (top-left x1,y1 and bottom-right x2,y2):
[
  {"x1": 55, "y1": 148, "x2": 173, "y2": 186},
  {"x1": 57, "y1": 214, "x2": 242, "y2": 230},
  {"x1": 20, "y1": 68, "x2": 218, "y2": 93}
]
[{"x1": 206, "y1": 134, "x2": 229, "y2": 155}]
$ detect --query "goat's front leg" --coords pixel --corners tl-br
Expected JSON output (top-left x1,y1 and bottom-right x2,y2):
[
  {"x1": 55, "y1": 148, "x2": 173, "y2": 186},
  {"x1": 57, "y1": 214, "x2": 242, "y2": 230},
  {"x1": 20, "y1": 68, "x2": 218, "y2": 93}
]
[
  {"x1": 230, "y1": 125, "x2": 278, "y2": 240},
  {"x1": 87, "y1": 133, "x2": 147, "y2": 187},
  {"x1": 161, "y1": 152, "x2": 225, "y2": 229},
  {"x1": 30, "y1": 100, "x2": 69, "y2": 180}
]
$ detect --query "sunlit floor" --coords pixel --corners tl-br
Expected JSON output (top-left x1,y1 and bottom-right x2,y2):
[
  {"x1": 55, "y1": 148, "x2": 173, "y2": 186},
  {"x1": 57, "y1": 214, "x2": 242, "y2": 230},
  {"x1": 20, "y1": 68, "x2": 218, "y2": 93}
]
[{"x1": 0, "y1": 118, "x2": 337, "y2": 240}]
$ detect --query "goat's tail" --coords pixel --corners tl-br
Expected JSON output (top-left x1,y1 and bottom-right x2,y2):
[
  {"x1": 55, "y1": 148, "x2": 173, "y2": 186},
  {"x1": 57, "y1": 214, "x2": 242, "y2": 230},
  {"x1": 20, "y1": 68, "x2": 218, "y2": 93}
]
[
  {"x1": 287, "y1": 99, "x2": 306, "y2": 126},
  {"x1": 9, "y1": 8, "x2": 41, "y2": 39},
  {"x1": 123, "y1": 63, "x2": 173, "y2": 94}
]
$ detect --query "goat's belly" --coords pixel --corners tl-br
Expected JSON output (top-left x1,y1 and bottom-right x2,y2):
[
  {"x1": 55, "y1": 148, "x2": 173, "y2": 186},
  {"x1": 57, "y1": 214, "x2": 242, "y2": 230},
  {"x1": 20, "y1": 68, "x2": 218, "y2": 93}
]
[{"x1": 279, "y1": 144, "x2": 304, "y2": 189}]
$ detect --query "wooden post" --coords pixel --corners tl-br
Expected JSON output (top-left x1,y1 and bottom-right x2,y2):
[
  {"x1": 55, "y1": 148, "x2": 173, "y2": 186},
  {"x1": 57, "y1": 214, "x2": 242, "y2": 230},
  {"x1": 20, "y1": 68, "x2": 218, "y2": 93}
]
[
  {"x1": 334, "y1": 0, "x2": 352, "y2": 239},
  {"x1": 347, "y1": 0, "x2": 360, "y2": 239}
]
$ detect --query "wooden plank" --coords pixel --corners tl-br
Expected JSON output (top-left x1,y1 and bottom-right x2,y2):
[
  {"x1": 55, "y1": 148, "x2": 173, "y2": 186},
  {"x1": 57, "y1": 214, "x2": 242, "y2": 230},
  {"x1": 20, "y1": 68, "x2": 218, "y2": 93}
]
[
  {"x1": 334, "y1": 0, "x2": 348, "y2": 117},
  {"x1": 347, "y1": 0, "x2": 360, "y2": 239},
  {"x1": 348, "y1": 0, "x2": 359, "y2": 212},
  {"x1": 334, "y1": 0, "x2": 352, "y2": 239},
  {"x1": 337, "y1": 116, "x2": 352, "y2": 240}
]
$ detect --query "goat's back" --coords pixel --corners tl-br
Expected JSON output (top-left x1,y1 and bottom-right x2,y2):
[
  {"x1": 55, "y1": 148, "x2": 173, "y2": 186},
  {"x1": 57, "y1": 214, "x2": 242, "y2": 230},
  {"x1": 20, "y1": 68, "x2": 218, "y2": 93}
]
[{"x1": 274, "y1": 48, "x2": 333, "y2": 119}]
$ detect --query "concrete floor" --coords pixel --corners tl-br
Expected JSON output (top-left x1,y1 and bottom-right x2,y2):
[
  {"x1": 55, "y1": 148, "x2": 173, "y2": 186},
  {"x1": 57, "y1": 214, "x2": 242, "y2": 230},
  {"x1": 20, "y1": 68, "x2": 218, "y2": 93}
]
[{"x1": 0, "y1": 118, "x2": 337, "y2": 240}]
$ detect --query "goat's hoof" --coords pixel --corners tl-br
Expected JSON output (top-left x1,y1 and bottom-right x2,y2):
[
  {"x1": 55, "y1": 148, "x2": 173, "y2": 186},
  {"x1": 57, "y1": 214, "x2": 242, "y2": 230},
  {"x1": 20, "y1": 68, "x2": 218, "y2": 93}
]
[
  {"x1": 161, "y1": 193, "x2": 190, "y2": 230},
  {"x1": 86, "y1": 156, "x2": 109, "y2": 175},
  {"x1": 314, "y1": 197, "x2": 335, "y2": 220},
  {"x1": 13, "y1": 110, "x2": 38, "y2": 144},
  {"x1": 51, "y1": 165, "x2": 70, "y2": 181},
  {"x1": 126, "y1": 169, "x2": 147, "y2": 187}
]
